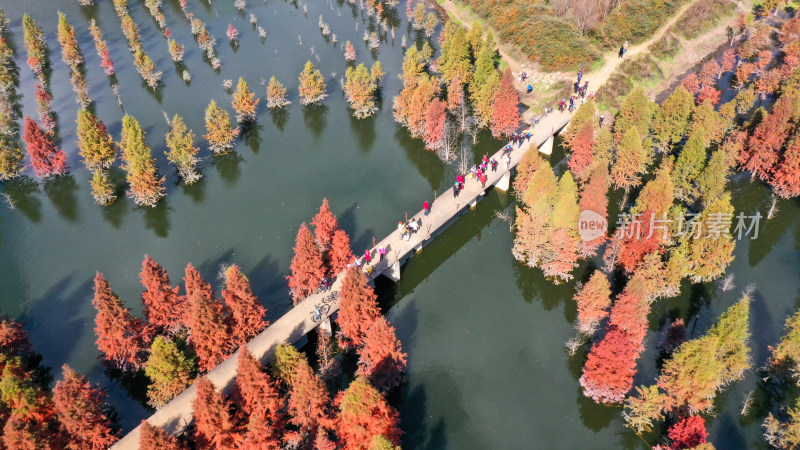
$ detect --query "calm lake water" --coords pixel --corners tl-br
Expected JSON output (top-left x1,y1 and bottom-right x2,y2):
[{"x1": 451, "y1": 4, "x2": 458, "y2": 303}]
[{"x1": 0, "y1": 1, "x2": 798, "y2": 448}]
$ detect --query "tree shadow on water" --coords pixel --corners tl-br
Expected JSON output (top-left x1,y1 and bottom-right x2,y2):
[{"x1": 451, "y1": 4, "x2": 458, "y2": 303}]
[
  {"x1": 240, "y1": 121, "x2": 264, "y2": 154},
  {"x1": 394, "y1": 127, "x2": 445, "y2": 192},
  {"x1": 212, "y1": 152, "x2": 245, "y2": 187},
  {"x1": 42, "y1": 174, "x2": 80, "y2": 223},
  {"x1": 400, "y1": 384, "x2": 447, "y2": 450},
  {"x1": 302, "y1": 104, "x2": 328, "y2": 139},
  {"x1": 577, "y1": 387, "x2": 618, "y2": 432},
  {"x1": 2, "y1": 177, "x2": 43, "y2": 223},
  {"x1": 348, "y1": 112, "x2": 376, "y2": 154},
  {"x1": 180, "y1": 175, "x2": 206, "y2": 204},
  {"x1": 141, "y1": 197, "x2": 171, "y2": 238},
  {"x1": 269, "y1": 108, "x2": 290, "y2": 132}
]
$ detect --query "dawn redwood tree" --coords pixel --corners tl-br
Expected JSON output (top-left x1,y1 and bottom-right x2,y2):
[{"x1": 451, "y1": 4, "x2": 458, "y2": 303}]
[
  {"x1": 231, "y1": 77, "x2": 259, "y2": 123},
  {"x1": 610, "y1": 126, "x2": 648, "y2": 191},
  {"x1": 574, "y1": 271, "x2": 612, "y2": 335},
  {"x1": 398, "y1": 75, "x2": 437, "y2": 138},
  {"x1": 423, "y1": 98, "x2": 447, "y2": 151},
  {"x1": 144, "y1": 336, "x2": 195, "y2": 408},
  {"x1": 328, "y1": 229, "x2": 354, "y2": 276},
  {"x1": 632, "y1": 160, "x2": 675, "y2": 216},
  {"x1": 88, "y1": 19, "x2": 115, "y2": 76},
  {"x1": 204, "y1": 99, "x2": 239, "y2": 155},
  {"x1": 192, "y1": 377, "x2": 238, "y2": 449},
  {"x1": 222, "y1": 265, "x2": 267, "y2": 346},
  {"x1": 52, "y1": 364, "x2": 119, "y2": 449},
  {"x1": 489, "y1": 69, "x2": 520, "y2": 139},
  {"x1": 185, "y1": 263, "x2": 232, "y2": 373},
  {"x1": 287, "y1": 357, "x2": 331, "y2": 439},
  {"x1": 681, "y1": 193, "x2": 735, "y2": 283},
  {"x1": 337, "y1": 268, "x2": 381, "y2": 350},
  {"x1": 119, "y1": 114, "x2": 165, "y2": 207},
  {"x1": 288, "y1": 223, "x2": 326, "y2": 304},
  {"x1": 76, "y1": 110, "x2": 115, "y2": 171},
  {"x1": 615, "y1": 211, "x2": 663, "y2": 274},
  {"x1": 266, "y1": 76, "x2": 291, "y2": 109},
  {"x1": 658, "y1": 297, "x2": 751, "y2": 413},
  {"x1": 57, "y1": 12, "x2": 82, "y2": 69},
  {"x1": 577, "y1": 164, "x2": 610, "y2": 257},
  {"x1": 23, "y1": 116, "x2": 67, "y2": 178},
  {"x1": 344, "y1": 41, "x2": 356, "y2": 62},
  {"x1": 357, "y1": 316, "x2": 407, "y2": 392},
  {"x1": 22, "y1": 14, "x2": 47, "y2": 78},
  {"x1": 668, "y1": 415, "x2": 708, "y2": 449},
  {"x1": 336, "y1": 377, "x2": 401, "y2": 449},
  {"x1": 92, "y1": 273, "x2": 148, "y2": 371},
  {"x1": 234, "y1": 347, "x2": 284, "y2": 448},
  {"x1": 567, "y1": 121, "x2": 595, "y2": 183},
  {"x1": 769, "y1": 136, "x2": 800, "y2": 198},
  {"x1": 165, "y1": 114, "x2": 200, "y2": 184},
  {"x1": 580, "y1": 327, "x2": 640, "y2": 404},
  {"x1": 298, "y1": 60, "x2": 328, "y2": 105},
  {"x1": 651, "y1": 86, "x2": 693, "y2": 150},
  {"x1": 770, "y1": 305, "x2": 800, "y2": 376},
  {"x1": 741, "y1": 95, "x2": 796, "y2": 181},
  {"x1": 344, "y1": 63, "x2": 379, "y2": 119},
  {"x1": 138, "y1": 421, "x2": 186, "y2": 450},
  {"x1": 614, "y1": 86, "x2": 654, "y2": 143},
  {"x1": 312, "y1": 198, "x2": 339, "y2": 252},
  {"x1": 140, "y1": 255, "x2": 183, "y2": 335},
  {"x1": 608, "y1": 287, "x2": 649, "y2": 345}
]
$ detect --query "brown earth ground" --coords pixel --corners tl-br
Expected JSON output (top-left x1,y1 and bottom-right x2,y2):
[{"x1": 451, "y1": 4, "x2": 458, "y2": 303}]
[{"x1": 431, "y1": 0, "x2": 746, "y2": 121}]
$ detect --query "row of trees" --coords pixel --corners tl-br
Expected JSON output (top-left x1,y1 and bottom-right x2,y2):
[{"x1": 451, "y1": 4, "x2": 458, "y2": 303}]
[
  {"x1": 92, "y1": 255, "x2": 268, "y2": 407},
  {"x1": 288, "y1": 199, "x2": 355, "y2": 304},
  {"x1": 0, "y1": 9, "x2": 25, "y2": 181},
  {"x1": 111, "y1": 0, "x2": 162, "y2": 89},
  {"x1": 521, "y1": 13, "x2": 800, "y2": 448},
  {"x1": 0, "y1": 315, "x2": 119, "y2": 448},
  {"x1": 393, "y1": 21, "x2": 520, "y2": 161},
  {"x1": 141, "y1": 262, "x2": 407, "y2": 449}
]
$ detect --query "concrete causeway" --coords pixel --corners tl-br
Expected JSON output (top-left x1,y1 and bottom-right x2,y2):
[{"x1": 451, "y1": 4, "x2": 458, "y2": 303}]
[{"x1": 111, "y1": 109, "x2": 572, "y2": 448}]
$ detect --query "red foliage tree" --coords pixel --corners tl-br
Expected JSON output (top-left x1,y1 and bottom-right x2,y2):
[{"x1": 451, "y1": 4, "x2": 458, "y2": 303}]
[
  {"x1": 755, "y1": 68, "x2": 781, "y2": 99},
  {"x1": 568, "y1": 121, "x2": 595, "y2": 183},
  {"x1": 574, "y1": 271, "x2": 612, "y2": 335},
  {"x1": 699, "y1": 60, "x2": 720, "y2": 86},
  {"x1": 668, "y1": 415, "x2": 709, "y2": 449},
  {"x1": 139, "y1": 421, "x2": 186, "y2": 450},
  {"x1": 755, "y1": 49, "x2": 772, "y2": 73},
  {"x1": 2, "y1": 415, "x2": 54, "y2": 449},
  {"x1": 335, "y1": 377, "x2": 401, "y2": 450},
  {"x1": 312, "y1": 199, "x2": 339, "y2": 252},
  {"x1": 192, "y1": 377, "x2": 239, "y2": 449},
  {"x1": 357, "y1": 317, "x2": 407, "y2": 393},
  {"x1": 720, "y1": 49, "x2": 737, "y2": 75},
  {"x1": 489, "y1": 69, "x2": 520, "y2": 139},
  {"x1": 140, "y1": 255, "x2": 184, "y2": 335},
  {"x1": 233, "y1": 347, "x2": 284, "y2": 449},
  {"x1": 680, "y1": 73, "x2": 701, "y2": 94},
  {"x1": 0, "y1": 318, "x2": 33, "y2": 368},
  {"x1": 447, "y1": 77, "x2": 464, "y2": 113},
  {"x1": 52, "y1": 364, "x2": 119, "y2": 449},
  {"x1": 23, "y1": 116, "x2": 67, "y2": 178},
  {"x1": 734, "y1": 62, "x2": 755, "y2": 88},
  {"x1": 541, "y1": 227, "x2": 579, "y2": 283},
  {"x1": 579, "y1": 327, "x2": 640, "y2": 404},
  {"x1": 423, "y1": 98, "x2": 447, "y2": 151},
  {"x1": 608, "y1": 288, "x2": 649, "y2": 346},
  {"x1": 328, "y1": 229, "x2": 354, "y2": 277},
  {"x1": 337, "y1": 268, "x2": 381, "y2": 350},
  {"x1": 769, "y1": 137, "x2": 800, "y2": 198},
  {"x1": 222, "y1": 265, "x2": 267, "y2": 347},
  {"x1": 616, "y1": 211, "x2": 662, "y2": 273},
  {"x1": 287, "y1": 361, "x2": 331, "y2": 438},
  {"x1": 741, "y1": 95, "x2": 795, "y2": 181},
  {"x1": 696, "y1": 85, "x2": 720, "y2": 106},
  {"x1": 288, "y1": 223, "x2": 326, "y2": 304},
  {"x1": 577, "y1": 165, "x2": 610, "y2": 257},
  {"x1": 92, "y1": 273, "x2": 148, "y2": 371},
  {"x1": 184, "y1": 264, "x2": 232, "y2": 373}
]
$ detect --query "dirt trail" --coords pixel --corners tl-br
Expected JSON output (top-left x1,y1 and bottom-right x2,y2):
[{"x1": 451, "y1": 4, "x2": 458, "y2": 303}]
[{"x1": 435, "y1": 0, "x2": 702, "y2": 116}]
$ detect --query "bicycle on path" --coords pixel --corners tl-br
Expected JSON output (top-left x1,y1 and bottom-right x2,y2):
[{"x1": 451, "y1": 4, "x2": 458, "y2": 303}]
[{"x1": 311, "y1": 303, "x2": 331, "y2": 323}]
